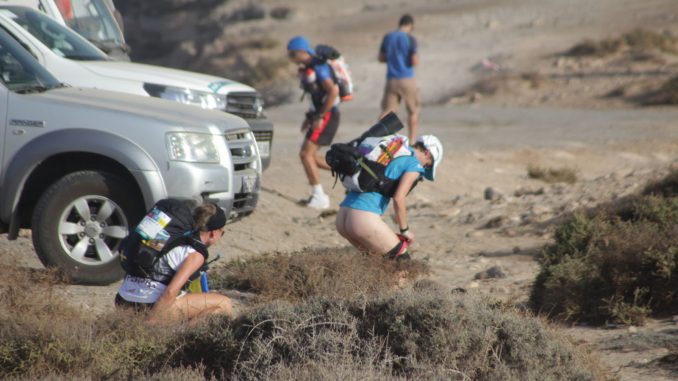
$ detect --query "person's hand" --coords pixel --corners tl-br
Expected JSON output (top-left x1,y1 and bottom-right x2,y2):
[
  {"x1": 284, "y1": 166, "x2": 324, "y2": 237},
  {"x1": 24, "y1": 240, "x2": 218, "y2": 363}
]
[
  {"x1": 311, "y1": 117, "x2": 323, "y2": 131},
  {"x1": 301, "y1": 119, "x2": 311, "y2": 133},
  {"x1": 398, "y1": 230, "x2": 414, "y2": 244}
]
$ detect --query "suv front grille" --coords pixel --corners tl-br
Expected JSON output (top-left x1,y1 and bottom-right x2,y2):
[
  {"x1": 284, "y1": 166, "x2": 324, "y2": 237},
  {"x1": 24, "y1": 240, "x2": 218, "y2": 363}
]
[
  {"x1": 225, "y1": 92, "x2": 264, "y2": 119},
  {"x1": 224, "y1": 129, "x2": 257, "y2": 172},
  {"x1": 253, "y1": 130, "x2": 272, "y2": 143}
]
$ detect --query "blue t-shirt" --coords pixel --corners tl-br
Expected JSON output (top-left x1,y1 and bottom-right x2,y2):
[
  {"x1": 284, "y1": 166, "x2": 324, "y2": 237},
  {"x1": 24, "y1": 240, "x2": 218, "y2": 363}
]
[
  {"x1": 380, "y1": 30, "x2": 417, "y2": 79},
  {"x1": 340, "y1": 154, "x2": 425, "y2": 215},
  {"x1": 307, "y1": 58, "x2": 338, "y2": 111}
]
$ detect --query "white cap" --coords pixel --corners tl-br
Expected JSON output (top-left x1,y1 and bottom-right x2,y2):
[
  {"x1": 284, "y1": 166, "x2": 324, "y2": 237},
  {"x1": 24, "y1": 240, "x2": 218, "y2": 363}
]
[{"x1": 416, "y1": 135, "x2": 443, "y2": 181}]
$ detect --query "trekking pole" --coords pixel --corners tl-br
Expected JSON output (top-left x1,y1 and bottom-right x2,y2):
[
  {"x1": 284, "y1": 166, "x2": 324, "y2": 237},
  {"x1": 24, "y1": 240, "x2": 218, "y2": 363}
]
[{"x1": 207, "y1": 253, "x2": 223, "y2": 265}]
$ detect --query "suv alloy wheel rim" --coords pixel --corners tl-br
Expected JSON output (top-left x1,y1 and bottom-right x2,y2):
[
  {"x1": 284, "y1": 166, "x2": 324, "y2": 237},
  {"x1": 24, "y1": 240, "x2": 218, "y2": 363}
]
[{"x1": 57, "y1": 195, "x2": 129, "y2": 265}]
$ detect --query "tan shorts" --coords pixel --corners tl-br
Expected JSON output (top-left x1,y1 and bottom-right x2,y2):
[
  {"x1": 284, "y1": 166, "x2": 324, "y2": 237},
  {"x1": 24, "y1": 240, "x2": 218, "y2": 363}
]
[{"x1": 381, "y1": 78, "x2": 420, "y2": 115}]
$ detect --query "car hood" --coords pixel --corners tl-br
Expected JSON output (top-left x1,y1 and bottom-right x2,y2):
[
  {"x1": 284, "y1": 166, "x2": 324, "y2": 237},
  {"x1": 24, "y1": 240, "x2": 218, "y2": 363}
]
[
  {"x1": 79, "y1": 61, "x2": 256, "y2": 95},
  {"x1": 37, "y1": 87, "x2": 250, "y2": 131}
]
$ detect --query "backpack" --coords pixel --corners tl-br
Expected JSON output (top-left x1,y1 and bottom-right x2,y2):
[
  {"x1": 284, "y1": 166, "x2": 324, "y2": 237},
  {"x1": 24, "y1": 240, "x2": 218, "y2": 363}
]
[
  {"x1": 119, "y1": 198, "x2": 208, "y2": 285},
  {"x1": 314, "y1": 44, "x2": 354, "y2": 101},
  {"x1": 326, "y1": 134, "x2": 415, "y2": 197}
]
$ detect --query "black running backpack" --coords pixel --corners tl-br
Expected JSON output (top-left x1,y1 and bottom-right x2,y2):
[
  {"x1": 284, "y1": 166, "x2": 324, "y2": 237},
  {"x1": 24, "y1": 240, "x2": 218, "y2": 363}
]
[
  {"x1": 119, "y1": 198, "x2": 208, "y2": 285},
  {"x1": 325, "y1": 113, "x2": 420, "y2": 197}
]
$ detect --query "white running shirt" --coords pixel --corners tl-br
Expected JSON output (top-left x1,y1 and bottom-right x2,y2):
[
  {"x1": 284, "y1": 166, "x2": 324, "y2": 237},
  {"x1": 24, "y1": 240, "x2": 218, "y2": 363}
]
[{"x1": 117, "y1": 245, "x2": 194, "y2": 304}]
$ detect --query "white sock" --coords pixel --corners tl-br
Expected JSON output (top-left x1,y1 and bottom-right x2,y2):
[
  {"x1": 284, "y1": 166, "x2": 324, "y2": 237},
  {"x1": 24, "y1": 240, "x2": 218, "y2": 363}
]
[{"x1": 312, "y1": 184, "x2": 325, "y2": 196}]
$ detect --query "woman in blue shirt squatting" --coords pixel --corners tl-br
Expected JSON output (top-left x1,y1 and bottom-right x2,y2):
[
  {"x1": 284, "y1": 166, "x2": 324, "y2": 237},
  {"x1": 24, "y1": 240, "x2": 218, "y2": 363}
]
[{"x1": 336, "y1": 135, "x2": 443, "y2": 259}]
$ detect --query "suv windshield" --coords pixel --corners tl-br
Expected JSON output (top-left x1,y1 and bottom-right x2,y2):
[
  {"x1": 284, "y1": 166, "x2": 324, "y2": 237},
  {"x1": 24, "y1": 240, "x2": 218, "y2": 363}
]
[
  {"x1": 0, "y1": 6, "x2": 108, "y2": 61},
  {"x1": 56, "y1": 0, "x2": 125, "y2": 48},
  {"x1": 0, "y1": 26, "x2": 62, "y2": 93}
]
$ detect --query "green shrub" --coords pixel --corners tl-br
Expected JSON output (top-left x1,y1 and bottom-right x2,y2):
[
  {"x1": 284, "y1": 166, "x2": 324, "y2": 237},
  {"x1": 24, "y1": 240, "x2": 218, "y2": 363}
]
[
  {"x1": 643, "y1": 169, "x2": 678, "y2": 197},
  {"x1": 530, "y1": 190, "x2": 678, "y2": 325}
]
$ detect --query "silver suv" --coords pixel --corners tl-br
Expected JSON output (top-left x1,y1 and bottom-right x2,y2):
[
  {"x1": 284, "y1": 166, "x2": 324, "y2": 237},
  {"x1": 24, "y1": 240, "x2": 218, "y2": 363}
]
[{"x1": 0, "y1": 27, "x2": 260, "y2": 284}]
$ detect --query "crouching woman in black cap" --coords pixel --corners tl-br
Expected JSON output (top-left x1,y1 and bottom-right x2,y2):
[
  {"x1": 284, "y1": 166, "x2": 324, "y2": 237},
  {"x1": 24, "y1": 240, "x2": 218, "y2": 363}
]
[{"x1": 115, "y1": 202, "x2": 232, "y2": 323}]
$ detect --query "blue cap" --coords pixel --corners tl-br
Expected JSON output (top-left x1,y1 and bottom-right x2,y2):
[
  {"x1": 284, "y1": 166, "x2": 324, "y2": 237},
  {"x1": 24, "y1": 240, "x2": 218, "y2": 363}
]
[{"x1": 287, "y1": 35, "x2": 315, "y2": 55}]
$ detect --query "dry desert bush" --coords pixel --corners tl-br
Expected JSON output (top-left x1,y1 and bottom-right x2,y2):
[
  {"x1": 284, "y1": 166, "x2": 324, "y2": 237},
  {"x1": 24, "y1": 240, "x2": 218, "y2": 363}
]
[
  {"x1": 565, "y1": 29, "x2": 678, "y2": 57},
  {"x1": 642, "y1": 75, "x2": 678, "y2": 106},
  {"x1": 530, "y1": 169, "x2": 678, "y2": 325},
  {"x1": 209, "y1": 246, "x2": 428, "y2": 303},
  {"x1": 1, "y1": 247, "x2": 608, "y2": 380},
  {"x1": 527, "y1": 164, "x2": 578, "y2": 184},
  {"x1": 169, "y1": 284, "x2": 606, "y2": 380}
]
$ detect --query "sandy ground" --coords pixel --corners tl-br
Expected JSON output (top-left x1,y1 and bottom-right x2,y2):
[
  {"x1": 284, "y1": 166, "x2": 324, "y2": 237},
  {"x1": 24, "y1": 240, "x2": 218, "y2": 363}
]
[{"x1": 3, "y1": 0, "x2": 678, "y2": 379}]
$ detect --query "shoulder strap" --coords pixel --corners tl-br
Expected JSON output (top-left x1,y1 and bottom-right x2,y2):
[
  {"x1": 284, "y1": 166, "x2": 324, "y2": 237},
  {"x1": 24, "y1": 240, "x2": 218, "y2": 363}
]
[{"x1": 156, "y1": 230, "x2": 209, "y2": 262}]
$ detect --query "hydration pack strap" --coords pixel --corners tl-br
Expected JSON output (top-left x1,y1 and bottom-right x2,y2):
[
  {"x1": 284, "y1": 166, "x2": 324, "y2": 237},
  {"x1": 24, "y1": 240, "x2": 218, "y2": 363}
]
[{"x1": 358, "y1": 158, "x2": 380, "y2": 181}]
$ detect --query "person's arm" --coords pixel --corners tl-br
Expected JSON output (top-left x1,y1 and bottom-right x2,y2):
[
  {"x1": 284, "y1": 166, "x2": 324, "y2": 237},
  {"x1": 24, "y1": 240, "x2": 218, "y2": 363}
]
[
  {"x1": 378, "y1": 37, "x2": 386, "y2": 63},
  {"x1": 148, "y1": 251, "x2": 205, "y2": 321},
  {"x1": 409, "y1": 35, "x2": 419, "y2": 67},
  {"x1": 410, "y1": 53, "x2": 419, "y2": 67},
  {"x1": 312, "y1": 78, "x2": 339, "y2": 125},
  {"x1": 392, "y1": 172, "x2": 421, "y2": 242}
]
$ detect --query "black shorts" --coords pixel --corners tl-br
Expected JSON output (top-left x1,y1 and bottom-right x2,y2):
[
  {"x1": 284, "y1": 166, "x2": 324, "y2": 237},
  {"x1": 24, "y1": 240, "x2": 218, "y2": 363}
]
[
  {"x1": 305, "y1": 109, "x2": 340, "y2": 146},
  {"x1": 115, "y1": 293, "x2": 153, "y2": 312}
]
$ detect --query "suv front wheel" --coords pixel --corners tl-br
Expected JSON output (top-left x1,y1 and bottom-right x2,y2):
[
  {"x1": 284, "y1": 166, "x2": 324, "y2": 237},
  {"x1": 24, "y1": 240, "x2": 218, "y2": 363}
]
[{"x1": 31, "y1": 170, "x2": 143, "y2": 285}]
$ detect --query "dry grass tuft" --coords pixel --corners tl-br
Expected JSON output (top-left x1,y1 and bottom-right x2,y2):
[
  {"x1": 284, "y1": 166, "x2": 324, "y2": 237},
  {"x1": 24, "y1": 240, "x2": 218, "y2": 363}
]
[
  {"x1": 642, "y1": 75, "x2": 678, "y2": 106},
  {"x1": 528, "y1": 164, "x2": 578, "y2": 184},
  {"x1": 623, "y1": 29, "x2": 678, "y2": 54},
  {"x1": 530, "y1": 170, "x2": 678, "y2": 325},
  {"x1": 565, "y1": 29, "x2": 678, "y2": 57},
  {"x1": 566, "y1": 38, "x2": 623, "y2": 57},
  {"x1": 209, "y1": 246, "x2": 428, "y2": 303}
]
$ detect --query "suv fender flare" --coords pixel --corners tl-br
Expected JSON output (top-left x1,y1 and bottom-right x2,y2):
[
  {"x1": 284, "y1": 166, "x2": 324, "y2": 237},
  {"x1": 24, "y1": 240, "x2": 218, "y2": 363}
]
[{"x1": 2, "y1": 128, "x2": 165, "y2": 227}]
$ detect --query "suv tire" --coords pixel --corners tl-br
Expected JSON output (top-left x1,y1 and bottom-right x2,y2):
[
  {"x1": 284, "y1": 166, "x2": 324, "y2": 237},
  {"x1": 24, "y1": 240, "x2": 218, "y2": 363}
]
[{"x1": 32, "y1": 170, "x2": 143, "y2": 285}]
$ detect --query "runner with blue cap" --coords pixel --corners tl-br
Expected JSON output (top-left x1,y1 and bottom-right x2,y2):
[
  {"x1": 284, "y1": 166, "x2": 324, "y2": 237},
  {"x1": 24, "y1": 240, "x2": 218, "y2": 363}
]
[{"x1": 287, "y1": 35, "x2": 342, "y2": 210}]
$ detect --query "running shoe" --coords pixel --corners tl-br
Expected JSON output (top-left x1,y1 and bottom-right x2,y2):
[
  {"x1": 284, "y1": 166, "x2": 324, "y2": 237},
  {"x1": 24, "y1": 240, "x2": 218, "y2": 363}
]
[{"x1": 307, "y1": 193, "x2": 330, "y2": 210}]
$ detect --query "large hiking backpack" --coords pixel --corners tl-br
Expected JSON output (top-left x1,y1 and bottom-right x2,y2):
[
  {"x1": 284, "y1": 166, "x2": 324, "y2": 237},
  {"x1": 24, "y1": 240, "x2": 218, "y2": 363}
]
[
  {"x1": 119, "y1": 198, "x2": 208, "y2": 285},
  {"x1": 326, "y1": 112, "x2": 422, "y2": 197},
  {"x1": 328, "y1": 134, "x2": 412, "y2": 196},
  {"x1": 314, "y1": 44, "x2": 354, "y2": 101}
]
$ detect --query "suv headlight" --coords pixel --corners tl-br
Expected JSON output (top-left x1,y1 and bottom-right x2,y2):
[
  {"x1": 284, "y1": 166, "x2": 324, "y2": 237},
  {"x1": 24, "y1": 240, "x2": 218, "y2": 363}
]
[
  {"x1": 167, "y1": 132, "x2": 220, "y2": 163},
  {"x1": 144, "y1": 83, "x2": 226, "y2": 110}
]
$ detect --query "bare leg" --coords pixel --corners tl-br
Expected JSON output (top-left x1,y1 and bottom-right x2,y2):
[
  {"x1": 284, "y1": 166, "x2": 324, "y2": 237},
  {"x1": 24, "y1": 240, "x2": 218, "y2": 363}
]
[
  {"x1": 336, "y1": 207, "x2": 367, "y2": 250},
  {"x1": 315, "y1": 150, "x2": 331, "y2": 170},
  {"x1": 167, "y1": 292, "x2": 233, "y2": 322},
  {"x1": 300, "y1": 139, "x2": 322, "y2": 185},
  {"x1": 408, "y1": 111, "x2": 419, "y2": 143},
  {"x1": 343, "y1": 208, "x2": 399, "y2": 254}
]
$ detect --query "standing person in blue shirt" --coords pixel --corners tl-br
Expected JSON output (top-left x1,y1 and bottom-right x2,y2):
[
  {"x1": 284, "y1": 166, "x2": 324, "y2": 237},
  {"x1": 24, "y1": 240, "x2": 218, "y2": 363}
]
[
  {"x1": 378, "y1": 14, "x2": 420, "y2": 143},
  {"x1": 287, "y1": 35, "x2": 341, "y2": 210},
  {"x1": 335, "y1": 135, "x2": 443, "y2": 259}
]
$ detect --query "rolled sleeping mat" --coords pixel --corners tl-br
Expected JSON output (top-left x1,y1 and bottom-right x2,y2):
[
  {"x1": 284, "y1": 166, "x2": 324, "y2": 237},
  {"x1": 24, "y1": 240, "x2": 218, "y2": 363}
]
[{"x1": 353, "y1": 112, "x2": 404, "y2": 144}]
